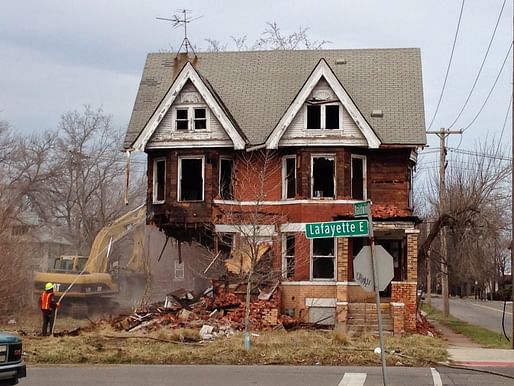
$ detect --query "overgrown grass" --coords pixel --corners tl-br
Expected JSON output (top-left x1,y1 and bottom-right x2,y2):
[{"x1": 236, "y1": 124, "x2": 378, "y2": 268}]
[
  {"x1": 6, "y1": 322, "x2": 447, "y2": 366},
  {"x1": 422, "y1": 304, "x2": 511, "y2": 349}
]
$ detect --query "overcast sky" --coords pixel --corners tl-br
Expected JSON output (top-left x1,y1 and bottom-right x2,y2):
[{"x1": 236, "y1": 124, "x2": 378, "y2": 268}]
[{"x1": 1, "y1": 0, "x2": 512, "y2": 167}]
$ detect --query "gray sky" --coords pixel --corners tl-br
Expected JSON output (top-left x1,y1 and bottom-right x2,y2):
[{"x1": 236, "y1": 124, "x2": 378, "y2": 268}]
[{"x1": 1, "y1": 0, "x2": 512, "y2": 163}]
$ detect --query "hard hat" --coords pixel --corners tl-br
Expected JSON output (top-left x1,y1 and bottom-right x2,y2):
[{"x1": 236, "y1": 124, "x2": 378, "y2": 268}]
[{"x1": 45, "y1": 282, "x2": 54, "y2": 291}]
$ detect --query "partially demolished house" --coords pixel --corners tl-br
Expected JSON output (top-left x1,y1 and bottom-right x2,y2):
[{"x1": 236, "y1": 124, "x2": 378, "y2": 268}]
[{"x1": 124, "y1": 49, "x2": 426, "y2": 334}]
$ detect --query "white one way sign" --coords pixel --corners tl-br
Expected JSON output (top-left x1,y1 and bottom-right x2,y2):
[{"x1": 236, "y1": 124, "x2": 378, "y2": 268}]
[{"x1": 353, "y1": 245, "x2": 394, "y2": 292}]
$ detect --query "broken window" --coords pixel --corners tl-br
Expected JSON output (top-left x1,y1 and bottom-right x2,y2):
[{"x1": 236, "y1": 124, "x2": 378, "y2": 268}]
[
  {"x1": 312, "y1": 237, "x2": 335, "y2": 279},
  {"x1": 312, "y1": 155, "x2": 335, "y2": 198},
  {"x1": 218, "y1": 233, "x2": 234, "y2": 259},
  {"x1": 306, "y1": 103, "x2": 341, "y2": 130},
  {"x1": 175, "y1": 109, "x2": 189, "y2": 130},
  {"x1": 178, "y1": 157, "x2": 204, "y2": 201},
  {"x1": 307, "y1": 105, "x2": 321, "y2": 129},
  {"x1": 282, "y1": 156, "x2": 296, "y2": 199},
  {"x1": 174, "y1": 106, "x2": 208, "y2": 131},
  {"x1": 219, "y1": 158, "x2": 233, "y2": 200},
  {"x1": 351, "y1": 155, "x2": 366, "y2": 200},
  {"x1": 283, "y1": 234, "x2": 295, "y2": 279},
  {"x1": 408, "y1": 165, "x2": 414, "y2": 209},
  {"x1": 325, "y1": 105, "x2": 340, "y2": 129},
  {"x1": 174, "y1": 260, "x2": 184, "y2": 280},
  {"x1": 153, "y1": 158, "x2": 166, "y2": 203}
]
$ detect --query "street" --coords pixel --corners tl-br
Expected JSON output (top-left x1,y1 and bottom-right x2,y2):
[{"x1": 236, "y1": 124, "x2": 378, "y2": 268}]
[
  {"x1": 430, "y1": 296, "x2": 513, "y2": 339},
  {"x1": 16, "y1": 365, "x2": 514, "y2": 386}
]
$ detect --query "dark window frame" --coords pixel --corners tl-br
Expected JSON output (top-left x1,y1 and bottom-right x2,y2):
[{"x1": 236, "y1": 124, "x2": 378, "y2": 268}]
[{"x1": 153, "y1": 157, "x2": 166, "y2": 204}]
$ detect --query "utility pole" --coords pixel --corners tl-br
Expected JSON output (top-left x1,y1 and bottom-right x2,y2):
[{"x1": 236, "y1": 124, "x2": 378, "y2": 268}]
[
  {"x1": 511, "y1": 0, "x2": 513, "y2": 350},
  {"x1": 427, "y1": 128, "x2": 461, "y2": 318}
]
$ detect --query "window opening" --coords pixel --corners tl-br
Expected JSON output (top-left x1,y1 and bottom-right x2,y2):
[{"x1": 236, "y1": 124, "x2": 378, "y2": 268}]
[
  {"x1": 283, "y1": 234, "x2": 295, "y2": 279},
  {"x1": 351, "y1": 156, "x2": 365, "y2": 200},
  {"x1": 174, "y1": 260, "x2": 184, "y2": 280},
  {"x1": 307, "y1": 105, "x2": 321, "y2": 129},
  {"x1": 283, "y1": 156, "x2": 296, "y2": 199},
  {"x1": 176, "y1": 109, "x2": 189, "y2": 130},
  {"x1": 408, "y1": 166, "x2": 414, "y2": 209},
  {"x1": 325, "y1": 105, "x2": 340, "y2": 129},
  {"x1": 218, "y1": 233, "x2": 234, "y2": 259},
  {"x1": 312, "y1": 156, "x2": 335, "y2": 198},
  {"x1": 179, "y1": 158, "x2": 204, "y2": 201},
  {"x1": 219, "y1": 158, "x2": 233, "y2": 200},
  {"x1": 153, "y1": 158, "x2": 166, "y2": 203},
  {"x1": 312, "y1": 238, "x2": 335, "y2": 279},
  {"x1": 194, "y1": 108, "x2": 207, "y2": 130}
]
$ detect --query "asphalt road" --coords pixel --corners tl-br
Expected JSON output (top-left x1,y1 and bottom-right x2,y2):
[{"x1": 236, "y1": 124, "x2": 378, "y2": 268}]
[
  {"x1": 15, "y1": 365, "x2": 514, "y2": 386},
  {"x1": 430, "y1": 296, "x2": 513, "y2": 339}
]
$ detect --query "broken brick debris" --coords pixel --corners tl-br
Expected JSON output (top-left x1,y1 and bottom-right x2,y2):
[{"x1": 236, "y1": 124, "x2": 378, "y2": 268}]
[{"x1": 108, "y1": 284, "x2": 300, "y2": 336}]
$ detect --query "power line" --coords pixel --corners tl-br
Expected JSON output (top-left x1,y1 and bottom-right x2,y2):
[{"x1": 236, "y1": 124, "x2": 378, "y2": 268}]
[
  {"x1": 446, "y1": 0, "x2": 507, "y2": 129},
  {"x1": 462, "y1": 42, "x2": 513, "y2": 132},
  {"x1": 427, "y1": 0, "x2": 466, "y2": 130}
]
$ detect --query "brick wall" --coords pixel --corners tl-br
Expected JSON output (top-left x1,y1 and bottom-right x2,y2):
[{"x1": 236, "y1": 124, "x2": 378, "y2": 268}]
[
  {"x1": 281, "y1": 284, "x2": 337, "y2": 321},
  {"x1": 391, "y1": 302, "x2": 405, "y2": 335},
  {"x1": 391, "y1": 281, "x2": 417, "y2": 331}
]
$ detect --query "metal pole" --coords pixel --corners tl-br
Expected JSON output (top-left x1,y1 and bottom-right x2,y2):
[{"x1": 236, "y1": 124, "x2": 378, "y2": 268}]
[{"x1": 367, "y1": 200, "x2": 388, "y2": 385}]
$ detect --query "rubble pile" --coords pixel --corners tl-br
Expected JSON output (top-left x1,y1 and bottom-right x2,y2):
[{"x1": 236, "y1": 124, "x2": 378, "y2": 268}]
[
  {"x1": 416, "y1": 311, "x2": 438, "y2": 337},
  {"x1": 110, "y1": 285, "x2": 297, "y2": 338}
]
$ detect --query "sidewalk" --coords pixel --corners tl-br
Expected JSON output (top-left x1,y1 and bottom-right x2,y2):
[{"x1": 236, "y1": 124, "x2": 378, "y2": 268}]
[{"x1": 429, "y1": 318, "x2": 514, "y2": 367}]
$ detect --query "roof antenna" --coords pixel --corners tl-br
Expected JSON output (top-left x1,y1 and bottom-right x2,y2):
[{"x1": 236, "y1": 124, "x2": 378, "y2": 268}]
[{"x1": 157, "y1": 9, "x2": 202, "y2": 59}]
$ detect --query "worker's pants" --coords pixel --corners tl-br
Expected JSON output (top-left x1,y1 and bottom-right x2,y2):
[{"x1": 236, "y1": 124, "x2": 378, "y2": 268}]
[{"x1": 41, "y1": 310, "x2": 54, "y2": 336}]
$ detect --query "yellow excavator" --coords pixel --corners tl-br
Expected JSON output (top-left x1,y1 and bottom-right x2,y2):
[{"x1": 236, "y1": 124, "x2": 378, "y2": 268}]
[{"x1": 33, "y1": 204, "x2": 146, "y2": 316}]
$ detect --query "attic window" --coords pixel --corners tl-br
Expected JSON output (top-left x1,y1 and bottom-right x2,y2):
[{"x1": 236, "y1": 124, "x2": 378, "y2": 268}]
[
  {"x1": 174, "y1": 106, "x2": 208, "y2": 131},
  {"x1": 306, "y1": 103, "x2": 341, "y2": 130}
]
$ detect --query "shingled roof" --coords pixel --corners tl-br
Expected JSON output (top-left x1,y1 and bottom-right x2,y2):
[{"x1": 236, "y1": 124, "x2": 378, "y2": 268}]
[{"x1": 124, "y1": 49, "x2": 426, "y2": 149}]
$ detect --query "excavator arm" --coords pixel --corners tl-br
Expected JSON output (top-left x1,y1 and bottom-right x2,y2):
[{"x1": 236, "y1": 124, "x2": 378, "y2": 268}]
[{"x1": 84, "y1": 204, "x2": 146, "y2": 273}]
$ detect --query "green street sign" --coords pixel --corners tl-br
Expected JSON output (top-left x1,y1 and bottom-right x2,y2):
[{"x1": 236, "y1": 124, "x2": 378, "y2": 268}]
[
  {"x1": 353, "y1": 201, "x2": 369, "y2": 218},
  {"x1": 305, "y1": 219, "x2": 369, "y2": 239}
]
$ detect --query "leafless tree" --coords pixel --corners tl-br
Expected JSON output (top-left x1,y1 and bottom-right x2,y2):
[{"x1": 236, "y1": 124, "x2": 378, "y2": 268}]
[
  {"x1": 417, "y1": 139, "x2": 511, "y2": 303},
  {"x1": 204, "y1": 22, "x2": 331, "y2": 52},
  {"x1": 41, "y1": 106, "x2": 139, "y2": 253}
]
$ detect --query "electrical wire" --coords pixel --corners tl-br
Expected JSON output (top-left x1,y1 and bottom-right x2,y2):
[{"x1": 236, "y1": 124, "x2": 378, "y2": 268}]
[
  {"x1": 427, "y1": 0, "x2": 466, "y2": 130},
  {"x1": 498, "y1": 95, "x2": 512, "y2": 144},
  {"x1": 446, "y1": 0, "x2": 507, "y2": 129},
  {"x1": 462, "y1": 42, "x2": 513, "y2": 132}
]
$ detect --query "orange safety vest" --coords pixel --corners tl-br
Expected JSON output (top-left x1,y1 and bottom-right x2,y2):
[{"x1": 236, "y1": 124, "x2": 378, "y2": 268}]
[{"x1": 40, "y1": 291, "x2": 54, "y2": 311}]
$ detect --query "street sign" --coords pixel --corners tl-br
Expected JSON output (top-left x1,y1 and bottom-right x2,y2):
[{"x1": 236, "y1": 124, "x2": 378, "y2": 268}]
[
  {"x1": 353, "y1": 245, "x2": 394, "y2": 292},
  {"x1": 353, "y1": 201, "x2": 369, "y2": 218},
  {"x1": 305, "y1": 219, "x2": 369, "y2": 239}
]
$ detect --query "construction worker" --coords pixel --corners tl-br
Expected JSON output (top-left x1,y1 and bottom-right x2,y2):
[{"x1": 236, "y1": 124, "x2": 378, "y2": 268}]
[{"x1": 39, "y1": 282, "x2": 59, "y2": 336}]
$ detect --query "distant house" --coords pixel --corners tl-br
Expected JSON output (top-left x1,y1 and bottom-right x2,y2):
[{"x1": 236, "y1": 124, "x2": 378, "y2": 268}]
[
  {"x1": 124, "y1": 49, "x2": 426, "y2": 334},
  {"x1": 6, "y1": 216, "x2": 73, "y2": 272}
]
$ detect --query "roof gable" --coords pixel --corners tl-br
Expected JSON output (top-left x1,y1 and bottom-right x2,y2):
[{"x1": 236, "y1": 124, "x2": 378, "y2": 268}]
[
  {"x1": 130, "y1": 61, "x2": 246, "y2": 151},
  {"x1": 124, "y1": 49, "x2": 426, "y2": 149},
  {"x1": 266, "y1": 59, "x2": 381, "y2": 149}
]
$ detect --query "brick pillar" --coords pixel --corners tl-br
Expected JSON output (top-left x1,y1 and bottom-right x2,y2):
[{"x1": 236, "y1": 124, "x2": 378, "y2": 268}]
[
  {"x1": 391, "y1": 302, "x2": 405, "y2": 336},
  {"x1": 406, "y1": 230, "x2": 419, "y2": 282},
  {"x1": 336, "y1": 302, "x2": 348, "y2": 323},
  {"x1": 337, "y1": 237, "x2": 349, "y2": 282}
]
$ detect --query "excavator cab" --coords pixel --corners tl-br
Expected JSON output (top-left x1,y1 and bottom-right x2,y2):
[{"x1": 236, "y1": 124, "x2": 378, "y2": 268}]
[{"x1": 51, "y1": 256, "x2": 88, "y2": 273}]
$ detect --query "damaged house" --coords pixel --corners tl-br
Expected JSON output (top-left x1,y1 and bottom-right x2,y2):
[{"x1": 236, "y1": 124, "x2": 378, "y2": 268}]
[{"x1": 124, "y1": 49, "x2": 426, "y2": 334}]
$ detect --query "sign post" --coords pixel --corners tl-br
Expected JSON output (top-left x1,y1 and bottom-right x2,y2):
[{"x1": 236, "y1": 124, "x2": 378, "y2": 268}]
[{"x1": 355, "y1": 200, "x2": 388, "y2": 386}]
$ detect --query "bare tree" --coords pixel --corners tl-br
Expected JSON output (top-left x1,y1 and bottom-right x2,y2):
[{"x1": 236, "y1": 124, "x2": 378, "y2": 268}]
[
  {"x1": 417, "y1": 139, "x2": 511, "y2": 304},
  {"x1": 204, "y1": 22, "x2": 330, "y2": 52},
  {"x1": 42, "y1": 106, "x2": 135, "y2": 253}
]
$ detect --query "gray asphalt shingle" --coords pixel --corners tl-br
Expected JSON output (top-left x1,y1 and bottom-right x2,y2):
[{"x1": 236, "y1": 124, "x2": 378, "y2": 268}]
[{"x1": 124, "y1": 49, "x2": 426, "y2": 148}]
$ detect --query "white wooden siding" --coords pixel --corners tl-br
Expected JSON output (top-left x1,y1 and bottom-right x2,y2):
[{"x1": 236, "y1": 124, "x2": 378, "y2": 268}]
[
  {"x1": 280, "y1": 78, "x2": 367, "y2": 146},
  {"x1": 148, "y1": 81, "x2": 231, "y2": 146}
]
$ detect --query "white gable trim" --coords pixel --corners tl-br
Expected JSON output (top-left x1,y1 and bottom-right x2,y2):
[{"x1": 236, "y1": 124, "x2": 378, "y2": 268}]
[
  {"x1": 266, "y1": 59, "x2": 381, "y2": 149},
  {"x1": 131, "y1": 62, "x2": 246, "y2": 151}
]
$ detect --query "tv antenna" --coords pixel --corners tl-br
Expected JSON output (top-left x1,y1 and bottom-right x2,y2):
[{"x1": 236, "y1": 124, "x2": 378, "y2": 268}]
[{"x1": 157, "y1": 9, "x2": 202, "y2": 58}]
